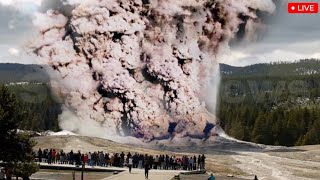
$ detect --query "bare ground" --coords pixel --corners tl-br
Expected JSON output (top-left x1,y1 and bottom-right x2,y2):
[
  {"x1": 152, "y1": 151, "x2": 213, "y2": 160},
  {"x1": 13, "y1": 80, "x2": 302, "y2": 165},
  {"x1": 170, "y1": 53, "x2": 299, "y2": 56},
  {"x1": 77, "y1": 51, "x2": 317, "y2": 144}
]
[{"x1": 33, "y1": 135, "x2": 320, "y2": 180}]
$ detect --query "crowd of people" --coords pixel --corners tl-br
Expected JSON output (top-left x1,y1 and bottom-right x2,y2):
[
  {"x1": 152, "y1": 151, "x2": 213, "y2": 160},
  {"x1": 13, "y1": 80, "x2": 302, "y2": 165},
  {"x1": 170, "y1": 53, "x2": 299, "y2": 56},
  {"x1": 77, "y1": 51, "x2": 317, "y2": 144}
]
[{"x1": 35, "y1": 148, "x2": 206, "y2": 171}]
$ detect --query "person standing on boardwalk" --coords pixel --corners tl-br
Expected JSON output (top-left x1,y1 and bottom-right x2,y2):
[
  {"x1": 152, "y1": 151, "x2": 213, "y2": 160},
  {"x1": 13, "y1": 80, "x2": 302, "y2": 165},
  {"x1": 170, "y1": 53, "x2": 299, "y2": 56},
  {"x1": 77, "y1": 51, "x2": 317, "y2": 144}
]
[
  {"x1": 144, "y1": 154, "x2": 150, "y2": 179},
  {"x1": 128, "y1": 157, "x2": 133, "y2": 173},
  {"x1": 120, "y1": 152, "x2": 125, "y2": 167},
  {"x1": 201, "y1": 154, "x2": 206, "y2": 170},
  {"x1": 52, "y1": 149, "x2": 56, "y2": 164},
  {"x1": 144, "y1": 161, "x2": 150, "y2": 179},
  {"x1": 48, "y1": 149, "x2": 52, "y2": 164},
  {"x1": 38, "y1": 148, "x2": 42, "y2": 163}
]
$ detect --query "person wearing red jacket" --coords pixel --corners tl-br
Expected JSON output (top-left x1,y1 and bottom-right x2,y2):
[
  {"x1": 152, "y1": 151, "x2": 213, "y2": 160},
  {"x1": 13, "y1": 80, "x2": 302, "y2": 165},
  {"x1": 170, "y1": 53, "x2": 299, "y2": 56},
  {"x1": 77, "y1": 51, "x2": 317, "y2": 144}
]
[
  {"x1": 52, "y1": 149, "x2": 56, "y2": 164},
  {"x1": 84, "y1": 154, "x2": 89, "y2": 164}
]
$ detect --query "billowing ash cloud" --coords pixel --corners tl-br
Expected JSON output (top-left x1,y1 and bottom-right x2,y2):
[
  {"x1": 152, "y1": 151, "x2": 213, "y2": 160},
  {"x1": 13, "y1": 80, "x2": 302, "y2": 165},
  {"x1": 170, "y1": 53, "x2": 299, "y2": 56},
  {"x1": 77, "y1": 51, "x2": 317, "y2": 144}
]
[{"x1": 30, "y1": 0, "x2": 275, "y2": 141}]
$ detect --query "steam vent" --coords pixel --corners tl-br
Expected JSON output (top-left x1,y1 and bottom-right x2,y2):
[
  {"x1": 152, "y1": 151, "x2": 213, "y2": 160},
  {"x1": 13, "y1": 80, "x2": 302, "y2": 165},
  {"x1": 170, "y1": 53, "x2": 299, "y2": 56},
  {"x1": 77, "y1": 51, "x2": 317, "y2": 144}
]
[{"x1": 31, "y1": 0, "x2": 275, "y2": 141}]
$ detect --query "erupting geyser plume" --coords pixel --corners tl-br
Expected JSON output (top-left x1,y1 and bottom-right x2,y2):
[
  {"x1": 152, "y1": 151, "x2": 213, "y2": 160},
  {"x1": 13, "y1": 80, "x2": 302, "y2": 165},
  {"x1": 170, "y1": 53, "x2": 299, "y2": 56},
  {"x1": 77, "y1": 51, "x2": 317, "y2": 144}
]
[{"x1": 31, "y1": 0, "x2": 275, "y2": 142}]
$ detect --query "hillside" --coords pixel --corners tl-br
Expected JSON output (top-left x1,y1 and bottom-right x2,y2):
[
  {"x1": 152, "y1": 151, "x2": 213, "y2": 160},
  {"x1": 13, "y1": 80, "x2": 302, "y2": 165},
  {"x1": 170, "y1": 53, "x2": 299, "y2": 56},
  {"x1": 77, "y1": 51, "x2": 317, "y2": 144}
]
[
  {"x1": 220, "y1": 59, "x2": 320, "y2": 77},
  {"x1": 1, "y1": 59, "x2": 320, "y2": 83},
  {"x1": 0, "y1": 63, "x2": 49, "y2": 83},
  {"x1": 218, "y1": 59, "x2": 320, "y2": 146},
  {"x1": 7, "y1": 84, "x2": 62, "y2": 131},
  {"x1": 1, "y1": 59, "x2": 320, "y2": 146}
]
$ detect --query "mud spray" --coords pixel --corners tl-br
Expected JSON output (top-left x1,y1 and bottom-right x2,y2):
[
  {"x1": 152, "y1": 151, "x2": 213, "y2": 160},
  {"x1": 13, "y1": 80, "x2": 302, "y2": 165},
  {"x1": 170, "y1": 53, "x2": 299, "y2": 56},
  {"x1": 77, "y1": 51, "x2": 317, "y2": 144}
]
[{"x1": 31, "y1": 0, "x2": 275, "y2": 142}]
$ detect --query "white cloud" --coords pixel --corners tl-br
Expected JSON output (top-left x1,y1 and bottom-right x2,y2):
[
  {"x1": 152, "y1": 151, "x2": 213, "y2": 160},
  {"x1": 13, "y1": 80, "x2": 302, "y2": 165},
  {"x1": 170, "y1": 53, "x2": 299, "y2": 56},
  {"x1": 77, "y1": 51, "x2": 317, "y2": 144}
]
[
  {"x1": 0, "y1": 0, "x2": 42, "y2": 14},
  {"x1": 221, "y1": 47, "x2": 320, "y2": 67},
  {"x1": 8, "y1": 48, "x2": 20, "y2": 56},
  {"x1": 311, "y1": 53, "x2": 320, "y2": 59},
  {"x1": 0, "y1": 45, "x2": 42, "y2": 64},
  {"x1": 219, "y1": 1, "x2": 320, "y2": 66},
  {"x1": 221, "y1": 38, "x2": 320, "y2": 66},
  {"x1": 220, "y1": 51, "x2": 250, "y2": 65},
  {"x1": 0, "y1": 0, "x2": 42, "y2": 6}
]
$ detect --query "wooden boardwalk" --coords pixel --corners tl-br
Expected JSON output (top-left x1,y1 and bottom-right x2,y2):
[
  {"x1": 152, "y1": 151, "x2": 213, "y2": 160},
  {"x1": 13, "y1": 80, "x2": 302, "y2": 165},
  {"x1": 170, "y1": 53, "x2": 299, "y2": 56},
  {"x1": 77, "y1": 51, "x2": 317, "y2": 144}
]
[
  {"x1": 39, "y1": 163, "x2": 187, "y2": 180},
  {"x1": 38, "y1": 163, "x2": 241, "y2": 180},
  {"x1": 39, "y1": 163, "x2": 126, "y2": 172},
  {"x1": 103, "y1": 169, "x2": 182, "y2": 180}
]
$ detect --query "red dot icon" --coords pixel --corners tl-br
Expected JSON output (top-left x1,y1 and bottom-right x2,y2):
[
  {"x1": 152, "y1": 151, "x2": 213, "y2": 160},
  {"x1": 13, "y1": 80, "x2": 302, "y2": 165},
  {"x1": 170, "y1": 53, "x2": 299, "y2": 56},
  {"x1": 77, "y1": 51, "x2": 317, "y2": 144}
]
[{"x1": 288, "y1": 2, "x2": 318, "y2": 14}]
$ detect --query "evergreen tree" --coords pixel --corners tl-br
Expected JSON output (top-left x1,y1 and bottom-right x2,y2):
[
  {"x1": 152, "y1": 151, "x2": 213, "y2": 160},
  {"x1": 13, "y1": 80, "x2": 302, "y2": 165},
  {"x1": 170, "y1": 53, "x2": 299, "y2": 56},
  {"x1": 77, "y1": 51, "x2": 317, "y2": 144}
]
[{"x1": 0, "y1": 85, "x2": 39, "y2": 179}]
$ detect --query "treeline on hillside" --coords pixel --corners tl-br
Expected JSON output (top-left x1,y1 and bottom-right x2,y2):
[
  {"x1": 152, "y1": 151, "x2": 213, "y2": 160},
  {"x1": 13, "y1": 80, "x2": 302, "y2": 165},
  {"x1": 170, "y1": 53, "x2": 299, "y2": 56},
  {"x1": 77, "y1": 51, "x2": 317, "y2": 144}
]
[
  {"x1": 219, "y1": 104, "x2": 320, "y2": 146},
  {"x1": 218, "y1": 73, "x2": 320, "y2": 146},
  {"x1": 0, "y1": 63, "x2": 49, "y2": 83},
  {"x1": 2, "y1": 60, "x2": 320, "y2": 147},
  {"x1": 220, "y1": 59, "x2": 320, "y2": 77},
  {"x1": 6, "y1": 84, "x2": 61, "y2": 131}
]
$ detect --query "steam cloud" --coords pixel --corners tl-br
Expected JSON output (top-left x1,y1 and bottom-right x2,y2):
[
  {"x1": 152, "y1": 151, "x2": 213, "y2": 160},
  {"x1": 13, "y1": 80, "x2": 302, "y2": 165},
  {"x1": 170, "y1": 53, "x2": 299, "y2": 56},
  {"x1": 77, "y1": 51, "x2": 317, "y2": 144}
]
[{"x1": 31, "y1": 0, "x2": 275, "y2": 142}]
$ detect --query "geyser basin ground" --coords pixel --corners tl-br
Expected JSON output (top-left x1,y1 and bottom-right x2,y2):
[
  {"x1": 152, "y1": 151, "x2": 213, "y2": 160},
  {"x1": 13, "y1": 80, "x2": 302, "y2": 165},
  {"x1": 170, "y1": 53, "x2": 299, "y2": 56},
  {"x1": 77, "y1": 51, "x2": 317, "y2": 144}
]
[{"x1": 33, "y1": 135, "x2": 320, "y2": 180}]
